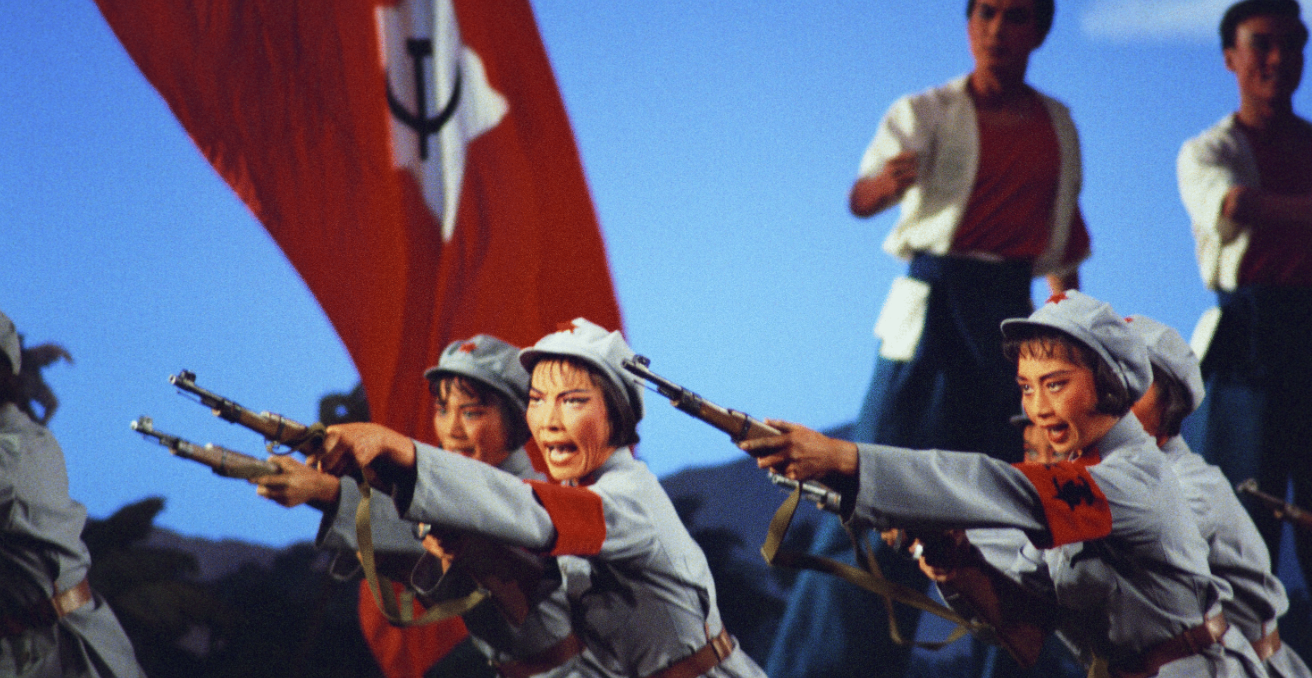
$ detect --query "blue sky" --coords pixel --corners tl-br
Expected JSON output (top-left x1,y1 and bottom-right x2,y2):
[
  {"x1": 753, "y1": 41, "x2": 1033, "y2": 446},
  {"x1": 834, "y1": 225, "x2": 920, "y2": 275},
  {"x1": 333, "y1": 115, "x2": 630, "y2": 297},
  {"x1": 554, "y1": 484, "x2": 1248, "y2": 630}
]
[{"x1": 1, "y1": 0, "x2": 1309, "y2": 548}]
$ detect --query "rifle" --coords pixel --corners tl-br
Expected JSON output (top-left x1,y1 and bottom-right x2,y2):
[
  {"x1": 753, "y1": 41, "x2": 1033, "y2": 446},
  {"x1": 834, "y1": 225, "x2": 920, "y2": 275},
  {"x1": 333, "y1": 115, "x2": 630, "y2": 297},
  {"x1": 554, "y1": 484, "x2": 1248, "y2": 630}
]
[
  {"x1": 165, "y1": 370, "x2": 519, "y2": 627},
  {"x1": 169, "y1": 369, "x2": 324, "y2": 454},
  {"x1": 621, "y1": 355, "x2": 842, "y2": 513},
  {"x1": 1237, "y1": 478, "x2": 1312, "y2": 534},
  {"x1": 130, "y1": 416, "x2": 278, "y2": 479}
]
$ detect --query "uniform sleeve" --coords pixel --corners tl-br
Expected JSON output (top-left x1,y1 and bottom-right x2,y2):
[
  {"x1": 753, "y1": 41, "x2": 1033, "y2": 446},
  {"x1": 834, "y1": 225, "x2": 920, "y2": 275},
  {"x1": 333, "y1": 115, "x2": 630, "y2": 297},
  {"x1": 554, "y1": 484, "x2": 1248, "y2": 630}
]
[
  {"x1": 528, "y1": 466, "x2": 666, "y2": 562},
  {"x1": 400, "y1": 442, "x2": 559, "y2": 551},
  {"x1": 314, "y1": 476, "x2": 426, "y2": 555},
  {"x1": 847, "y1": 444, "x2": 1051, "y2": 538},
  {"x1": 1174, "y1": 453, "x2": 1285, "y2": 637}
]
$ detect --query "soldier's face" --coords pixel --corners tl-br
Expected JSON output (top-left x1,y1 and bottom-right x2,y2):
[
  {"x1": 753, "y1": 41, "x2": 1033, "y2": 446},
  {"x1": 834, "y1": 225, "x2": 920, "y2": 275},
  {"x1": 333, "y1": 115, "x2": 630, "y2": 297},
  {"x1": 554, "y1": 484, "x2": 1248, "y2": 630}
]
[
  {"x1": 527, "y1": 360, "x2": 616, "y2": 482},
  {"x1": 1016, "y1": 343, "x2": 1117, "y2": 459},
  {"x1": 432, "y1": 382, "x2": 511, "y2": 468}
]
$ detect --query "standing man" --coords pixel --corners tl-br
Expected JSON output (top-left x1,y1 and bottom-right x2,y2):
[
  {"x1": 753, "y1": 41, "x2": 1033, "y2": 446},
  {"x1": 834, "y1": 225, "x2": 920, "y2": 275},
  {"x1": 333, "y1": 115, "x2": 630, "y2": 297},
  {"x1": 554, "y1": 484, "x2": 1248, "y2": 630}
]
[
  {"x1": 0, "y1": 310, "x2": 144, "y2": 677},
  {"x1": 1177, "y1": 0, "x2": 1312, "y2": 581},
  {"x1": 769, "y1": 2, "x2": 1088, "y2": 677}
]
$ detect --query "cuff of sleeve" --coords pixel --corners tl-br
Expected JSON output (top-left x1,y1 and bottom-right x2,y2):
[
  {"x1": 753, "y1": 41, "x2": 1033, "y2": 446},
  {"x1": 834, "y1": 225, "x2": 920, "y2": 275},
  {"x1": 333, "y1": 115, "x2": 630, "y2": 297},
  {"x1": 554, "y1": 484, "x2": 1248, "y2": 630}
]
[{"x1": 316, "y1": 476, "x2": 363, "y2": 550}]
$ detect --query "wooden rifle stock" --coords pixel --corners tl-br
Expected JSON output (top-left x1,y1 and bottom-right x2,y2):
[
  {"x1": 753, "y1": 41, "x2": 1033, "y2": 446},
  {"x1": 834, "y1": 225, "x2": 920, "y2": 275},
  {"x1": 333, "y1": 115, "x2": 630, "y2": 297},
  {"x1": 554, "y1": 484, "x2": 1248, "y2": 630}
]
[
  {"x1": 130, "y1": 416, "x2": 278, "y2": 479},
  {"x1": 622, "y1": 355, "x2": 842, "y2": 513}
]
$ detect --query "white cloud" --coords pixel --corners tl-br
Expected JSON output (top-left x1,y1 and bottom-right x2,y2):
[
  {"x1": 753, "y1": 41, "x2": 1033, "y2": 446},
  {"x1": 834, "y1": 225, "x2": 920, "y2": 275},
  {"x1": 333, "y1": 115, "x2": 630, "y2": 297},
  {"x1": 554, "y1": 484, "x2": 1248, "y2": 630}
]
[{"x1": 1081, "y1": 0, "x2": 1305, "y2": 43}]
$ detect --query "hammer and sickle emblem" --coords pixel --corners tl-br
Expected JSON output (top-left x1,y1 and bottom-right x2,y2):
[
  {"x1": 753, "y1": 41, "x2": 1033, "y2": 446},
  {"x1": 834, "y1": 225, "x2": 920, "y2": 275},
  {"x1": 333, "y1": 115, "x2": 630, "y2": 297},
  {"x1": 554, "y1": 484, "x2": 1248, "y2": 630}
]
[
  {"x1": 1051, "y1": 475, "x2": 1099, "y2": 512},
  {"x1": 386, "y1": 38, "x2": 461, "y2": 161}
]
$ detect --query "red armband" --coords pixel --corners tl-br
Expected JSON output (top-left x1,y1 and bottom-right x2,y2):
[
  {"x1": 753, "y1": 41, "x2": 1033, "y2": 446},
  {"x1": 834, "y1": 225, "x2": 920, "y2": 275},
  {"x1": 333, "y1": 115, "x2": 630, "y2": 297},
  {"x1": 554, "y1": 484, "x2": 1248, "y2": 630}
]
[
  {"x1": 527, "y1": 481, "x2": 607, "y2": 556},
  {"x1": 1012, "y1": 463, "x2": 1112, "y2": 548}
]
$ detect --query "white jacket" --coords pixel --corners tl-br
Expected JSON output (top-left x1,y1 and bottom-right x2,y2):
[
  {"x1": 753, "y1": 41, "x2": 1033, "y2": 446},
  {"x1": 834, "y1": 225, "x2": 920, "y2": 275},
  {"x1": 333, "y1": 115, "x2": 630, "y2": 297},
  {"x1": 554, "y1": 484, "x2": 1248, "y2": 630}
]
[
  {"x1": 1176, "y1": 114, "x2": 1260, "y2": 293},
  {"x1": 858, "y1": 75, "x2": 1084, "y2": 278}
]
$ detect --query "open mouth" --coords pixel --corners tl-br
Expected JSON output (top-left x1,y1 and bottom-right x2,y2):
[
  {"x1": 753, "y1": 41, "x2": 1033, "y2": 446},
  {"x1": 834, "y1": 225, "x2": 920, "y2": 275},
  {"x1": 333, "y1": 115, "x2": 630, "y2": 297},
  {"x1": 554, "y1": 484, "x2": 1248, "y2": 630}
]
[
  {"x1": 1044, "y1": 423, "x2": 1071, "y2": 447},
  {"x1": 544, "y1": 443, "x2": 579, "y2": 466}
]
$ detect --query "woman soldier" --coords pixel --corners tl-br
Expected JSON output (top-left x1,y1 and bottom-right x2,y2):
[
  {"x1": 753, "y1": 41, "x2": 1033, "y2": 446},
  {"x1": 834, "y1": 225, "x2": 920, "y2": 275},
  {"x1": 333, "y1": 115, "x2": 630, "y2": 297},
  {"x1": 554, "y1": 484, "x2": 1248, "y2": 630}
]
[
  {"x1": 256, "y1": 335, "x2": 587, "y2": 678},
  {"x1": 0, "y1": 310, "x2": 144, "y2": 677},
  {"x1": 742, "y1": 291, "x2": 1263, "y2": 677},
  {"x1": 1126, "y1": 315, "x2": 1309, "y2": 678},
  {"x1": 312, "y1": 319, "x2": 765, "y2": 678}
]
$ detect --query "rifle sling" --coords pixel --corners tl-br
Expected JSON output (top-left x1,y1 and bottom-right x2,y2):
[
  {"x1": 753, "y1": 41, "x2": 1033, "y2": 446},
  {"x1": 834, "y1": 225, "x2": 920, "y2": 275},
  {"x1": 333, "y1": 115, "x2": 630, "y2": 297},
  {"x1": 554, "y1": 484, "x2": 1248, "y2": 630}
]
[
  {"x1": 760, "y1": 486, "x2": 974, "y2": 650},
  {"x1": 355, "y1": 467, "x2": 487, "y2": 626}
]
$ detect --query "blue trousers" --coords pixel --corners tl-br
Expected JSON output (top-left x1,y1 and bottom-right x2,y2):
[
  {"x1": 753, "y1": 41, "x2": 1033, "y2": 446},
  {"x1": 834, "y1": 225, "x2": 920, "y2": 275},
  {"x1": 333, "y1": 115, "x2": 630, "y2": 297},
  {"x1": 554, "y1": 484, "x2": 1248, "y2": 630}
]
[
  {"x1": 851, "y1": 254, "x2": 1031, "y2": 460},
  {"x1": 1186, "y1": 286, "x2": 1312, "y2": 582}
]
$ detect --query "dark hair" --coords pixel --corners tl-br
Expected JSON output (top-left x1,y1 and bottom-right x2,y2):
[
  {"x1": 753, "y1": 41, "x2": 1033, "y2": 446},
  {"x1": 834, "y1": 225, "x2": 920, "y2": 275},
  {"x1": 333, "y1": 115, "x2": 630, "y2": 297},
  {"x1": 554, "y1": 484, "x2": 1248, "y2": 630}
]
[
  {"x1": 429, "y1": 374, "x2": 531, "y2": 450},
  {"x1": 0, "y1": 342, "x2": 73, "y2": 425},
  {"x1": 527, "y1": 357, "x2": 640, "y2": 449},
  {"x1": 1002, "y1": 326, "x2": 1134, "y2": 416},
  {"x1": 0, "y1": 359, "x2": 20, "y2": 408},
  {"x1": 967, "y1": 0, "x2": 1056, "y2": 42},
  {"x1": 1147, "y1": 364, "x2": 1194, "y2": 439},
  {"x1": 1221, "y1": 0, "x2": 1308, "y2": 49}
]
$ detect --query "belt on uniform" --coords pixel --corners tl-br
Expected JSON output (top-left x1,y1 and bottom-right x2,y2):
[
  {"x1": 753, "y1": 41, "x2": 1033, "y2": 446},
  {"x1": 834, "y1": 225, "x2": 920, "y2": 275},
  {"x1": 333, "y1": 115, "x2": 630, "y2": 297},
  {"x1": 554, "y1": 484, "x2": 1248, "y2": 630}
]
[
  {"x1": 1110, "y1": 613, "x2": 1228, "y2": 678},
  {"x1": 495, "y1": 633, "x2": 584, "y2": 678},
  {"x1": 643, "y1": 628, "x2": 735, "y2": 678},
  {"x1": 1252, "y1": 627, "x2": 1282, "y2": 662},
  {"x1": 0, "y1": 579, "x2": 94, "y2": 638}
]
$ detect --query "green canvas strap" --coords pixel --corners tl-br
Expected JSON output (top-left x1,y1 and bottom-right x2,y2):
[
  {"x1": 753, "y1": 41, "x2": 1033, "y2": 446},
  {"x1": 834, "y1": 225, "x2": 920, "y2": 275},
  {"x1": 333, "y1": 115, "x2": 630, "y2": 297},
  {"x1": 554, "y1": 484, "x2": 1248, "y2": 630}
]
[
  {"x1": 760, "y1": 485, "x2": 975, "y2": 649},
  {"x1": 355, "y1": 468, "x2": 487, "y2": 626}
]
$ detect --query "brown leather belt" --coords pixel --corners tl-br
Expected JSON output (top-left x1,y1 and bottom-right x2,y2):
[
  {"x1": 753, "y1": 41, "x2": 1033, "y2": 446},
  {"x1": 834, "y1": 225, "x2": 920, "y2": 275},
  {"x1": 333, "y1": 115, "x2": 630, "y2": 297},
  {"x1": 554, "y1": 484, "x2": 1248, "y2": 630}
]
[
  {"x1": 495, "y1": 633, "x2": 584, "y2": 678},
  {"x1": 1111, "y1": 613, "x2": 1228, "y2": 678},
  {"x1": 0, "y1": 579, "x2": 94, "y2": 638},
  {"x1": 644, "y1": 629, "x2": 735, "y2": 678},
  {"x1": 1252, "y1": 627, "x2": 1282, "y2": 662}
]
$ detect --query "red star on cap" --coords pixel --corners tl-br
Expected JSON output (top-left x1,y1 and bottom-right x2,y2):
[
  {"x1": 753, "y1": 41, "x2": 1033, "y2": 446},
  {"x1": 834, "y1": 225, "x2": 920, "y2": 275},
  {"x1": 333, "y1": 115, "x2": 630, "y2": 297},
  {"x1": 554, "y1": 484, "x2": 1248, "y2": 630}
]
[
  {"x1": 1046, "y1": 292, "x2": 1069, "y2": 304},
  {"x1": 459, "y1": 341, "x2": 478, "y2": 353},
  {"x1": 557, "y1": 321, "x2": 576, "y2": 333}
]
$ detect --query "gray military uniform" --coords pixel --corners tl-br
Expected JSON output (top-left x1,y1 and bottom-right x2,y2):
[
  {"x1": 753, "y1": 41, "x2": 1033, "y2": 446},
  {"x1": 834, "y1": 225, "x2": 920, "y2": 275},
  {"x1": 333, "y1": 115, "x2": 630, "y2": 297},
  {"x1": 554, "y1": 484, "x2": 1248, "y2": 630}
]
[
  {"x1": 848, "y1": 415, "x2": 1263, "y2": 676},
  {"x1": 318, "y1": 447, "x2": 596, "y2": 678},
  {"x1": 395, "y1": 444, "x2": 766, "y2": 678},
  {"x1": 0, "y1": 403, "x2": 144, "y2": 677},
  {"x1": 1161, "y1": 436, "x2": 1309, "y2": 678}
]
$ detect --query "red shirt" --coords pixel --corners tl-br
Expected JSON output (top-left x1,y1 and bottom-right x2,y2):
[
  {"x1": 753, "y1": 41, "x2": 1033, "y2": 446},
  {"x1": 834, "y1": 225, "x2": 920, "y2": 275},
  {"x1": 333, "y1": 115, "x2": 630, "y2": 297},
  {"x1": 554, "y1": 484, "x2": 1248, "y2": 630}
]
[
  {"x1": 1237, "y1": 121, "x2": 1312, "y2": 287},
  {"x1": 951, "y1": 100, "x2": 1089, "y2": 267}
]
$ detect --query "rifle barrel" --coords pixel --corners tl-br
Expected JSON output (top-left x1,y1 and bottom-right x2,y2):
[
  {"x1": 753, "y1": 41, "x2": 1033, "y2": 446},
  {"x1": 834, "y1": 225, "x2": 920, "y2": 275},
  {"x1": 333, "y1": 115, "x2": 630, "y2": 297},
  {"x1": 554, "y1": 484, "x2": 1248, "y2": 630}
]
[
  {"x1": 131, "y1": 416, "x2": 278, "y2": 479},
  {"x1": 169, "y1": 370, "x2": 319, "y2": 452}
]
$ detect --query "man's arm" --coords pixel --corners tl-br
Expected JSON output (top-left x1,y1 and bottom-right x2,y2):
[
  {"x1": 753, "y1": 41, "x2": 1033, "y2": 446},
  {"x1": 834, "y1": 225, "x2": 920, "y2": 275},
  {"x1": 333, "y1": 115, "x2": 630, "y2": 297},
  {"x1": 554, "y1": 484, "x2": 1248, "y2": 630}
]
[
  {"x1": 850, "y1": 151, "x2": 919, "y2": 217},
  {"x1": 1223, "y1": 185, "x2": 1312, "y2": 228}
]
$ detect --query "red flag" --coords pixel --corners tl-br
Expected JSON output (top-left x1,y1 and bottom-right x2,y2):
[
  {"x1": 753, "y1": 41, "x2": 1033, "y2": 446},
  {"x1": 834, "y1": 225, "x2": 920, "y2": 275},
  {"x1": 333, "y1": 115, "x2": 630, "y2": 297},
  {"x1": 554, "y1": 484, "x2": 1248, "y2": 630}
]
[{"x1": 95, "y1": 0, "x2": 622, "y2": 675}]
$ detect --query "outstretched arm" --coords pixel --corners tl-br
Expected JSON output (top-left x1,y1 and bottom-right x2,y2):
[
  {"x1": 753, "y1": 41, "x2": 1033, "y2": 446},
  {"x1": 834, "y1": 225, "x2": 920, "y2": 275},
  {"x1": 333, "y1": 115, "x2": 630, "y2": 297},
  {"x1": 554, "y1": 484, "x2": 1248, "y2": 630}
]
[
  {"x1": 253, "y1": 455, "x2": 341, "y2": 510},
  {"x1": 740, "y1": 419, "x2": 859, "y2": 480},
  {"x1": 310, "y1": 422, "x2": 418, "y2": 482}
]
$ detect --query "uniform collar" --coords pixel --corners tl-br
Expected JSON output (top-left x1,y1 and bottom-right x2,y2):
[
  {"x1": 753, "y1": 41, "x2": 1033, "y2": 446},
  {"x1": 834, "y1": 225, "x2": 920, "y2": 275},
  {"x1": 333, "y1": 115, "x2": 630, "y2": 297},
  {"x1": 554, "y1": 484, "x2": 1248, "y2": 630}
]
[
  {"x1": 572, "y1": 445, "x2": 633, "y2": 486},
  {"x1": 1087, "y1": 414, "x2": 1154, "y2": 461}
]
